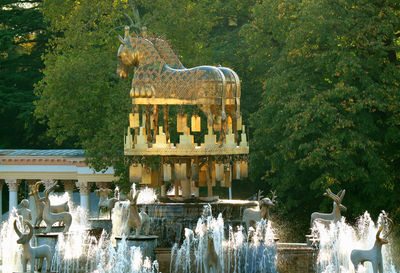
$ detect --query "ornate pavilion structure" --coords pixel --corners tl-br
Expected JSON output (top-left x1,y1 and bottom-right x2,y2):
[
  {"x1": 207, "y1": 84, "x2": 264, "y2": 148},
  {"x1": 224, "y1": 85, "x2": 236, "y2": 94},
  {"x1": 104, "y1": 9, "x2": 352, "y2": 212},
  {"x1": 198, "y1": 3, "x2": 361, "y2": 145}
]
[{"x1": 0, "y1": 149, "x2": 116, "y2": 220}]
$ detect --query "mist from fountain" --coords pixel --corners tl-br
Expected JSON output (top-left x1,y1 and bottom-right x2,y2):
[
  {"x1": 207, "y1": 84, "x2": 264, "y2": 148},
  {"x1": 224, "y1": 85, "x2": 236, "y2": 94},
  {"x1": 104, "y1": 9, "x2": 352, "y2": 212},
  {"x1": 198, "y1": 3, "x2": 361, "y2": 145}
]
[
  {"x1": 0, "y1": 210, "x2": 23, "y2": 273},
  {"x1": 0, "y1": 191, "x2": 159, "y2": 273},
  {"x1": 170, "y1": 204, "x2": 277, "y2": 273},
  {"x1": 314, "y1": 211, "x2": 397, "y2": 273}
]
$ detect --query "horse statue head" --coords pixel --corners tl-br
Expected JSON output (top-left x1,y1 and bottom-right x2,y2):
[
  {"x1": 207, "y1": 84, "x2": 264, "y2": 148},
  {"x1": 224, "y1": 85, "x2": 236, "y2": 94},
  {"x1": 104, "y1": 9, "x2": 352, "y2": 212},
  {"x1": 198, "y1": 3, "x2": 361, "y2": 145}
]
[{"x1": 117, "y1": 32, "x2": 140, "y2": 79}]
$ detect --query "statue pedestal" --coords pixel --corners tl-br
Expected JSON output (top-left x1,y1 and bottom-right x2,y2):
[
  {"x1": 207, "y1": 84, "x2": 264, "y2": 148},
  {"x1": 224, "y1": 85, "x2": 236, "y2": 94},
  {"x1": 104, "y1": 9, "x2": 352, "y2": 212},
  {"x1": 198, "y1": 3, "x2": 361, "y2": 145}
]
[{"x1": 115, "y1": 235, "x2": 158, "y2": 260}]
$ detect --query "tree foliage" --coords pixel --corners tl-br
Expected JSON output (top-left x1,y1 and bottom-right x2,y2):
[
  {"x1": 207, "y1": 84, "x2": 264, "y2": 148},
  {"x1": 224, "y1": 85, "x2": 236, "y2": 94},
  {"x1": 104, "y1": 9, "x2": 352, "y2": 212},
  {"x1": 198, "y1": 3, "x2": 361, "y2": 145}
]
[
  {"x1": 35, "y1": 0, "x2": 132, "y2": 187},
  {"x1": 0, "y1": 0, "x2": 56, "y2": 148},
  {"x1": 248, "y1": 0, "x2": 400, "y2": 231}
]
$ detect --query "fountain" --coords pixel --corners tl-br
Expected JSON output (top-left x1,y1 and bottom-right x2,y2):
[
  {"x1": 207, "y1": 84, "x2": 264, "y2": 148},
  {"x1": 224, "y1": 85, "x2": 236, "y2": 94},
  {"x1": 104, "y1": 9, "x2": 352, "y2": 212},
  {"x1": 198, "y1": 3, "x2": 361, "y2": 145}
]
[
  {"x1": 1, "y1": 27, "x2": 399, "y2": 273},
  {"x1": 169, "y1": 205, "x2": 277, "y2": 273},
  {"x1": 313, "y1": 211, "x2": 397, "y2": 273}
]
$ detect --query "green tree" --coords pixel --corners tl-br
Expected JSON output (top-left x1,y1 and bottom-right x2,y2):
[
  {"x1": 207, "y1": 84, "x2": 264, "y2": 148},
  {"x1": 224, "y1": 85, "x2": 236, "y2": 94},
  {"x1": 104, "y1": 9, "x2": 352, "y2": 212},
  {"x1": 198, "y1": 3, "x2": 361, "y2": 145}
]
[
  {"x1": 35, "y1": 0, "x2": 132, "y2": 188},
  {"x1": 248, "y1": 0, "x2": 400, "y2": 233},
  {"x1": 0, "y1": 0, "x2": 56, "y2": 148}
]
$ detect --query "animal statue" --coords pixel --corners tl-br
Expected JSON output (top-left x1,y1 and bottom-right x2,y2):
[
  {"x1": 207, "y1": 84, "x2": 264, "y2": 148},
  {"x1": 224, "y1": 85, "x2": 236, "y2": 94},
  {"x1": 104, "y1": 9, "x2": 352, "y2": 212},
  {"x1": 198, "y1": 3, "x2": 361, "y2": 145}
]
[
  {"x1": 17, "y1": 199, "x2": 32, "y2": 225},
  {"x1": 126, "y1": 189, "x2": 150, "y2": 237},
  {"x1": 351, "y1": 217, "x2": 394, "y2": 273},
  {"x1": 42, "y1": 182, "x2": 72, "y2": 233},
  {"x1": 14, "y1": 219, "x2": 53, "y2": 273},
  {"x1": 117, "y1": 27, "x2": 241, "y2": 144},
  {"x1": 28, "y1": 181, "x2": 69, "y2": 227},
  {"x1": 203, "y1": 233, "x2": 219, "y2": 273},
  {"x1": 310, "y1": 188, "x2": 346, "y2": 227},
  {"x1": 242, "y1": 190, "x2": 276, "y2": 230},
  {"x1": 151, "y1": 35, "x2": 242, "y2": 138},
  {"x1": 94, "y1": 188, "x2": 119, "y2": 219}
]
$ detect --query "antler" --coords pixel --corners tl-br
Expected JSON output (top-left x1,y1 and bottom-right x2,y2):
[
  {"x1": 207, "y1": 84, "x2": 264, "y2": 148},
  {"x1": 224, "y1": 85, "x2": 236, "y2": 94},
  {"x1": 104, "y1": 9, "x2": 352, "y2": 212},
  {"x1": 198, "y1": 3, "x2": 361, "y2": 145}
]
[
  {"x1": 338, "y1": 189, "x2": 345, "y2": 203},
  {"x1": 323, "y1": 188, "x2": 341, "y2": 204},
  {"x1": 384, "y1": 217, "x2": 394, "y2": 239},
  {"x1": 257, "y1": 190, "x2": 264, "y2": 202},
  {"x1": 127, "y1": 189, "x2": 134, "y2": 203},
  {"x1": 35, "y1": 181, "x2": 42, "y2": 191},
  {"x1": 376, "y1": 224, "x2": 384, "y2": 240},
  {"x1": 13, "y1": 220, "x2": 22, "y2": 237},
  {"x1": 270, "y1": 190, "x2": 277, "y2": 203},
  {"x1": 44, "y1": 181, "x2": 58, "y2": 199}
]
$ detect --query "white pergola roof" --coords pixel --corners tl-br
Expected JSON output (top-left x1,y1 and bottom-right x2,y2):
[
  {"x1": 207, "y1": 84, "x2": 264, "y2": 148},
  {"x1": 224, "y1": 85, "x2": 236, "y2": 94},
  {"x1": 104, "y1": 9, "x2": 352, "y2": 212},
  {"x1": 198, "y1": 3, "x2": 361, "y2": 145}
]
[{"x1": 0, "y1": 149, "x2": 116, "y2": 182}]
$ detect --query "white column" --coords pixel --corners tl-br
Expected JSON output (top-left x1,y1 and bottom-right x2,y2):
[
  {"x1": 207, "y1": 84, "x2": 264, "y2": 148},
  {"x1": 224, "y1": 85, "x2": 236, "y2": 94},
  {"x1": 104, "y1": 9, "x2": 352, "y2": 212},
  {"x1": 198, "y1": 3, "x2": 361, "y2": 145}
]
[
  {"x1": 5, "y1": 179, "x2": 20, "y2": 212},
  {"x1": 0, "y1": 181, "x2": 3, "y2": 221},
  {"x1": 76, "y1": 181, "x2": 92, "y2": 214},
  {"x1": 181, "y1": 179, "x2": 191, "y2": 199}
]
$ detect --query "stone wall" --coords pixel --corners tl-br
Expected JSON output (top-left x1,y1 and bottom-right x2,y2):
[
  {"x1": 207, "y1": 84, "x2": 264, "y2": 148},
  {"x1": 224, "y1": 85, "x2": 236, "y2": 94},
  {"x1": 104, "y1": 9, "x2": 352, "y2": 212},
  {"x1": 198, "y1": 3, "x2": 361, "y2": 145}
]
[{"x1": 276, "y1": 243, "x2": 317, "y2": 273}]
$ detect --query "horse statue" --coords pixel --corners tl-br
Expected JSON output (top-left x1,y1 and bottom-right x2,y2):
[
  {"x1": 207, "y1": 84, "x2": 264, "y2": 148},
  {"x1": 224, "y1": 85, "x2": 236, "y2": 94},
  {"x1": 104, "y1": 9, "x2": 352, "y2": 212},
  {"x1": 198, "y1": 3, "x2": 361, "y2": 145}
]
[
  {"x1": 151, "y1": 35, "x2": 242, "y2": 134},
  {"x1": 117, "y1": 26, "x2": 241, "y2": 143}
]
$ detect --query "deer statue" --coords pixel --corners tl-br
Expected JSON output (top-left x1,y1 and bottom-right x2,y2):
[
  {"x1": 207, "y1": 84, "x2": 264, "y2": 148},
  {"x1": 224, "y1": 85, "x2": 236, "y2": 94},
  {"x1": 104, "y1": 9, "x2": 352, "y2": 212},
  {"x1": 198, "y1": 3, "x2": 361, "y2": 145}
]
[
  {"x1": 310, "y1": 188, "x2": 346, "y2": 227},
  {"x1": 126, "y1": 189, "x2": 150, "y2": 237},
  {"x1": 203, "y1": 232, "x2": 220, "y2": 273},
  {"x1": 28, "y1": 181, "x2": 69, "y2": 227},
  {"x1": 94, "y1": 188, "x2": 119, "y2": 219},
  {"x1": 14, "y1": 219, "x2": 53, "y2": 273},
  {"x1": 42, "y1": 182, "x2": 72, "y2": 233},
  {"x1": 351, "y1": 217, "x2": 394, "y2": 273},
  {"x1": 242, "y1": 190, "x2": 277, "y2": 230}
]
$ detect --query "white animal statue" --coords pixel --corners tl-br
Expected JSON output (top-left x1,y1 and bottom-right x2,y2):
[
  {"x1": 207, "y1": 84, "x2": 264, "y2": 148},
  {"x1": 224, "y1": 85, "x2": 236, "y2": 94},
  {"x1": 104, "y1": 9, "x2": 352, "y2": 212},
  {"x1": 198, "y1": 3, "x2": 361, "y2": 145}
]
[
  {"x1": 310, "y1": 188, "x2": 346, "y2": 227},
  {"x1": 242, "y1": 190, "x2": 276, "y2": 230},
  {"x1": 351, "y1": 217, "x2": 394, "y2": 273},
  {"x1": 14, "y1": 219, "x2": 53, "y2": 273},
  {"x1": 17, "y1": 199, "x2": 32, "y2": 225},
  {"x1": 28, "y1": 181, "x2": 69, "y2": 227},
  {"x1": 95, "y1": 188, "x2": 119, "y2": 219},
  {"x1": 203, "y1": 233, "x2": 220, "y2": 273},
  {"x1": 126, "y1": 189, "x2": 150, "y2": 237},
  {"x1": 42, "y1": 182, "x2": 72, "y2": 233}
]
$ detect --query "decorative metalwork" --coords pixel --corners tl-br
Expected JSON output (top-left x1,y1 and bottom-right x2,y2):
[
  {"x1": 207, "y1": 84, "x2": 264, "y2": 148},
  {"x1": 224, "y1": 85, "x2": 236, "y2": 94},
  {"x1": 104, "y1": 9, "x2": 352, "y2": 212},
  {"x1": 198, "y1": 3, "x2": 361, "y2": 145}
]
[{"x1": 118, "y1": 27, "x2": 249, "y2": 198}]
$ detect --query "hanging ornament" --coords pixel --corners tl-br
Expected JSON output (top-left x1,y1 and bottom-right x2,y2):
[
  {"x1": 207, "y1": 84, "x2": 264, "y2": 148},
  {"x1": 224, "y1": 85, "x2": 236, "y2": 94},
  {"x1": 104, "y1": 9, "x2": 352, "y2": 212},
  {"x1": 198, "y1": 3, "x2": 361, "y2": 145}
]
[
  {"x1": 191, "y1": 114, "x2": 201, "y2": 132},
  {"x1": 177, "y1": 114, "x2": 188, "y2": 133},
  {"x1": 129, "y1": 113, "x2": 140, "y2": 128}
]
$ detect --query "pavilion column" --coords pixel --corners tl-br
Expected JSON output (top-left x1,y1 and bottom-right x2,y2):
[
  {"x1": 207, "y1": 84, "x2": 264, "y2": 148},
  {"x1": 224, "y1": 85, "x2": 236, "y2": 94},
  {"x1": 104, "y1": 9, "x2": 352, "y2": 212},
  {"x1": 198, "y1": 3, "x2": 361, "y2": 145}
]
[
  {"x1": 191, "y1": 182, "x2": 199, "y2": 198},
  {"x1": 181, "y1": 161, "x2": 191, "y2": 199},
  {"x1": 26, "y1": 180, "x2": 38, "y2": 223},
  {"x1": 161, "y1": 184, "x2": 166, "y2": 197},
  {"x1": 5, "y1": 179, "x2": 21, "y2": 212},
  {"x1": 63, "y1": 180, "x2": 75, "y2": 205},
  {"x1": 181, "y1": 179, "x2": 191, "y2": 199},
  {"x1": 76, "y1": 181, "x2": 92, "y2": 214},
  {"x1": 0, "y1": 181, "x2": 3, "y2": 221}
]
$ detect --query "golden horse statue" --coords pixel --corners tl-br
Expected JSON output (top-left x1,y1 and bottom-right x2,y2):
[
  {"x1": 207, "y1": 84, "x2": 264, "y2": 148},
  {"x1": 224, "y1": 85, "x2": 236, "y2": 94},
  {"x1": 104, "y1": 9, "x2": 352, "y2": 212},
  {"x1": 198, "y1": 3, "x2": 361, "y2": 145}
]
[{"x1": 117, "y1": 28, "x2": 241, "y2": 143}]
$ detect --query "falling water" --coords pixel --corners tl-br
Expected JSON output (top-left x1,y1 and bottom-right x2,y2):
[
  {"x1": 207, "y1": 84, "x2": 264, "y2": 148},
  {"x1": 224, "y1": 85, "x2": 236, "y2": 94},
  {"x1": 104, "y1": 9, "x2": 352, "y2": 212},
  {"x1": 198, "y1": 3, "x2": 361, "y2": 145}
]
[
  {"x1": 170, "y1": 204, "x2": 277, "y2": 273},
  {"x1": 0, "y1": 210, "x2": 24, "y2": 273},
  {"x1": 0, "y1": 200, "x2": 159, "y2": 273},
  {"x1": 314, "y1": 211, "x2": 397, "y2": 273}
]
